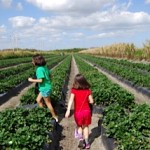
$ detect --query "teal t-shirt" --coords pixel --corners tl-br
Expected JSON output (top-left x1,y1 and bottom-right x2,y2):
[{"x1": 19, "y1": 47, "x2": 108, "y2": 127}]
[{"x1": 36, "y1": 66, "x2": 52, "y2": 92}]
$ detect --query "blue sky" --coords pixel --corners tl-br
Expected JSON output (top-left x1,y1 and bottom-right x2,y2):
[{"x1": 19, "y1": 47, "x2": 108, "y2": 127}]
[{"x1": 0, "y1": 0, "x2": 150, "y2": 50}]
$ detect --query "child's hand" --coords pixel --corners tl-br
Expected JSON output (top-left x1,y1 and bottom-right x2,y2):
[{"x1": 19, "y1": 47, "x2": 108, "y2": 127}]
[
  {"x1": 28, "y1": 77, "x2": 33, "y2": 82},
  {"x1": 65, "y1": 110, "x2": 70, "y2": 118}
]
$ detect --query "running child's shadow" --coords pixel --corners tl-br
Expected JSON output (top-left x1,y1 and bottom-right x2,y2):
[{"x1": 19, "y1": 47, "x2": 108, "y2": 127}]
[{"x1": 89, "y1": 126, "x2": 101, "y2": 145}]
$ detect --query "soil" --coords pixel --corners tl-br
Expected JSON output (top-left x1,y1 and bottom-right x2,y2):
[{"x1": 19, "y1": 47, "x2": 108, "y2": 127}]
[
  {"x1": 59, "y1": 57, "x2": 105, "y2": 150},
  {"x1": 84, "y1": 60, "x2": 150, "y2": 105},
  {"x1": 95, "y1": 66, "x2": 150, "y2": 105},
  {"x1": 0, "y1": 61, "x2": 61, "y2": 111},
  {"x1": 1, "y1": 56, "x2": 150, "y2": 149},
  {"x1": 0, "y1": 85, "x2": 34, "y2": 111},
  {"x1": 0, "y1": 57, "x2": 105, "y2": 150}
]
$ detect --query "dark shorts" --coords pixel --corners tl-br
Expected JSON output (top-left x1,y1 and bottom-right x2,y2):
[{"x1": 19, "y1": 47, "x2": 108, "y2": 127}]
[{"x1": 74, "y1": 110, "x2": 91, "y2": 126}]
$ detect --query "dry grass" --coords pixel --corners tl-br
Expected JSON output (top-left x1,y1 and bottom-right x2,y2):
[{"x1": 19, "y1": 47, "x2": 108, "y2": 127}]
[
  {"x1": 0, "y1": 49, "x2": 54, "y2": 59},
  {"x1": 79, "y1": 42, "x2": 150, "y2": 61}
]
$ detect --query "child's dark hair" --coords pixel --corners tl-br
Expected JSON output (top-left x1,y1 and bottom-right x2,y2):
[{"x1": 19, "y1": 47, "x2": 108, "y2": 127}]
[
  {"x1": 32, "y1": 54, "x2": 46, "y2": 66},
  {"x1": 73, "y1": 74, "x2": 91, "y2": 89}
]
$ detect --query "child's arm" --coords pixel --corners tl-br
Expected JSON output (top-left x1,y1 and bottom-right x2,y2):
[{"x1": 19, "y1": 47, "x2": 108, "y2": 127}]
[
  {"x1": 65, "y1": 93, "x2": 74, "y2": 118},
  {"x1": 28, "y1": 77, "x2": 43, "y2": 83},
  {"x1": 89, "y1": 95, "x2": 94, "y2": 104}
]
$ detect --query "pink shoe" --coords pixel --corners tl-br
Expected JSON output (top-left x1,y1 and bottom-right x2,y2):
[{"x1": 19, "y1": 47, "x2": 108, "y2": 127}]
[{"x1": 85, "y1": 144, "x2": 90, "y2": 149}]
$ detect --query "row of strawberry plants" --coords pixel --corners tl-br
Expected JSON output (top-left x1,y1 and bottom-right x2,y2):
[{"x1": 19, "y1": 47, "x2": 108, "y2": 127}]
[
  {"x1": 80, "y1": 54, "x2": 150, "y2": 90},
  {"x1": 96, "y1": 56, "x2": 150, "y2": 72},
  {"x1": 0, "y1": 56, "x2": 71, "y2": 149},
  {"x1": 0, "y1": 107, "x2": 53, "y2": 150},
  {"x1": 103, "y1": 103, "x2": 150, "y2": 150},
  {"x1": 0, "y1": 63, "x2": 32, "y2": 79},
  {"x1": 20, "y1": 55, "x2": 71, "y2": 105},
  {"x1": 0, "y1": 55, "x2": 62, "y2": 80},
  {"x1": 0, "y1": 54, "x2": 58, "y2": 68},
  {"x1": 96, "y1": 57, "x2": 150, "y2": 76},
  {"x1": 0, "y1": 57, "x2": 32, "y2": 68},
  {"x1": 74, "y1": 55, "x2": 150, "y2": 150},
  {"x1": 74, "y1": 55, "x2": 134, "y2": 107},
  {"x1": 0, "y1": 56, "x2": 65, "y2": 94}
]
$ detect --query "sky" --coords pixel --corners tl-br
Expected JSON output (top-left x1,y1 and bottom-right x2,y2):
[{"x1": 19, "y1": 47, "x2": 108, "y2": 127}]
[{"x1": 0, "y1": 0, "x2": 150, "y2": 50}]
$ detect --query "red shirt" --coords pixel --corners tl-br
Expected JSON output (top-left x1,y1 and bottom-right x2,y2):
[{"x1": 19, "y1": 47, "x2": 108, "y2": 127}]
[{"x1": 71, "y1": 88, "x2": 91, "y2": 112}]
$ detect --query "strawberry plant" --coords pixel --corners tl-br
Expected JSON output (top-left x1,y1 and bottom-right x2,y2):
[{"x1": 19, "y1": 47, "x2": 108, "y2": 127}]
[{"x1": 0, "y1": 107, "x2": 53, "y2": 149}]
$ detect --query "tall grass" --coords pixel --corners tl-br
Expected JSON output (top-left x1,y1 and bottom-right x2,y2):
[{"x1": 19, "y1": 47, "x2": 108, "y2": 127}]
[
  {"x1": 0, "y1": 49, "x2": 53, "y2": 59},
  {"x1": 80, "y1": 41, "x2": 150, "y2": 61},
  {"x1": 143, "y1": 40, "x2": 150, "y2": 61}
]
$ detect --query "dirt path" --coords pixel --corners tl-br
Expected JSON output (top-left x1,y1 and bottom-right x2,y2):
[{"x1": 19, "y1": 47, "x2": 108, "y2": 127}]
[
  {"x1": 0, "y1": 85, "x2": 34, "y2": 111},
  {"x1": 59, "y1": 57, "x2": 105, "y2": 150},
  {"x1": 0, "y1": 57, "x2": 105, "y2": 149}
]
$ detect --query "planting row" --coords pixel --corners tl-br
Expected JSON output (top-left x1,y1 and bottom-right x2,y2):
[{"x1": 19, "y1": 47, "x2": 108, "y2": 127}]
[
  {"x1": 95, "y1": 56, "x2": 150, "y2": 72},
  {"x1": 20, "y1": 55, "x2": 71, "y2": 106},
  {"x1": 0, "y1": 54, "x2": 58, "y2": 68},
  {"x1": 0, "y1": 55, "x2": 66, "y2": 95},
  {"x1": 0, "y1": 55, "x2": 63, "y2": 80},
  {"x1": 80, "y1": 54, "x2": 150, "y2": 91},
  {"x1": 74, "y1": 55, "x2": 150, "y2": 150},
  {"x1": 0, "y1": 56, "x2": 71, "y2": 149},
  {"x1": 1, "y1": 55, "x2": 149, "y2": 149}
]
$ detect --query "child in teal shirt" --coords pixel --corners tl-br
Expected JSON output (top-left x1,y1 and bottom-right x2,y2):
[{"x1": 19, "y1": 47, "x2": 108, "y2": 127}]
[{"x1": 28, "y1": 54, "x2": 58, "y2": 122}]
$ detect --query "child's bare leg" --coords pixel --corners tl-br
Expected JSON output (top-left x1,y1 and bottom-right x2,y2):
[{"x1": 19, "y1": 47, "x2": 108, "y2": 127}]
[
  {"x1": 43, "y1": 97, "x2": 58, "y2": 119},
  {"x1": 77, "y1": 126, "x2": 85, "y2": 148},
  {"x1": 36, "y1": 93, "x2": 44, "y2": 107},
  {"x1": 78, "y1": 126, "x2": 83, "y2": 136},
  {"x1": 77, "y1": 126, "x2": 84, "y2": 140},
  {"x1": 83, "y1": 126, "x2": 89, "y2": 139},
  {"x1": 83, "y1": 125, "x2": 90, "y2": 148}
]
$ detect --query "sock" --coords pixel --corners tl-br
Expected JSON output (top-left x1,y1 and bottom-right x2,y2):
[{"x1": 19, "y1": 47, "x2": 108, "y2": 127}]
[
  {"x1": 85, "y1": 138, "x2": 89, "y2": 144},
  {"x1": 78, "y1": 133, "x2": 83, "y2": 140}
]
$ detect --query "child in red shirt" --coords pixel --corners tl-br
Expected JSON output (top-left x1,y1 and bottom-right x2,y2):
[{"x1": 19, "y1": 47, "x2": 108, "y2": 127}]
[{"x1": 65, "y1": 74, "x2": 94, "y2": 149}]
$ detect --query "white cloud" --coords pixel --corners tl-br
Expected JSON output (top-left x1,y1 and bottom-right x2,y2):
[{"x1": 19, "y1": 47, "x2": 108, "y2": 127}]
[
  {"x1": 0, "y1": 0, "x2": 12, "y2": 8},
  {"x1": 9, "y1": 16, "x2": 36, "y2": 28},
  {"x1": 36, "y1": 10, "x2": 150, "y2": 32},
  {"x1": 86, "y1": 32, "x2": 113, "y2": 40},
  {"x1": 16, "y1": 2, "x2": 23, "y2": 10},
  {"x1": 26, "y1": 0, "x2": 115, "y2": 14},
  {"x1": 7, "y1": 3, "x2": 150, "y2": 46},
  {"x1": 109, "y1": 11, "x2": 150, "y2": 29},
  {"x1": 87, "y1": 30, "x2": 134, "y2": 40},
  {"x1": 26, "y1": 0, "x2": 69, "y2": 11},
  {"x1": 39, "y1": 17, "x2": 49, "y2": 24},
  {"x1": 72, "y1": 32, "x2": 84, "y2": 37},
  {"x1": 145, "y1": 0, "x2": 150, "y2": 4},
  {"x1": 111, "y1": 0, "x2": 132, "y2": 12},
  {"x1": 11, "y1": 8, "x2": 150, "y2": 42},
  {"x1": 2, "y1": 0, "x2": 150, "y2": 49},
  {"x1": 0, "y1": 25, "x2": 6, "y2": 32}
]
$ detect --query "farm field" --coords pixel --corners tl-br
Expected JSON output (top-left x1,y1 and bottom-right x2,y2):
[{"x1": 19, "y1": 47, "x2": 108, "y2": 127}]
[
  {"x1": 0, "y1": 52, "x2": 150, "y2": 150},
  {"x1": 1, "y1": 0, "x2": 150, "y2": 149}
]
